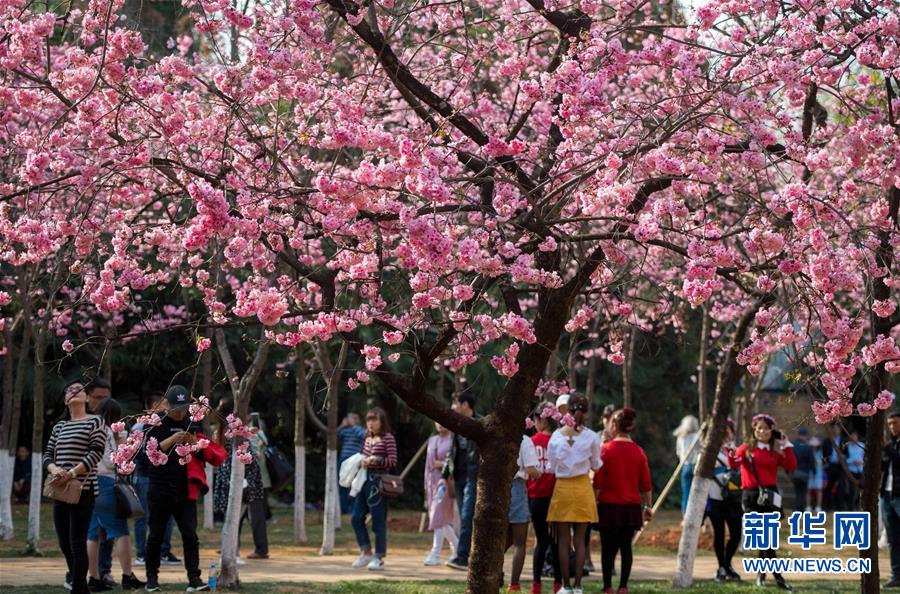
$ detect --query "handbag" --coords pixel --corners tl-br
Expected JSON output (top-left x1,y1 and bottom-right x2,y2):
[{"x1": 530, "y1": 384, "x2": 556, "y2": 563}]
[
  {"x1": 264, "y1": 445, "x2": 293, "y2": 491},
  {"x1": 379, "y1": 473, "x2": 405, "y2": 498},
  {"x1": 43, "y1": 474, "x2": 84, "y2": 504},
  {"x1": 747, "y1": 451, "x2": 781, "y2": 510},
  {"x1": 114, "y1": 475, "x2": 144, "y2": 519}
]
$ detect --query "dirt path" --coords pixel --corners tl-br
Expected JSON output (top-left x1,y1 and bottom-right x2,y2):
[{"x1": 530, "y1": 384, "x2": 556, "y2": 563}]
[{"x1": 0, "y1": 548, "x2": 882, "y2": 587}]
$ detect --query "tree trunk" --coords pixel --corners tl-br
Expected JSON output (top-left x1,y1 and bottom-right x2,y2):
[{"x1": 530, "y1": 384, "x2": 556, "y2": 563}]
[
  {"x1": 0, "y1": 453, "x2": 13, "y2": 540},
  {"x1": 698, "y1": 304, "x2": 710, "y2": 422},
  {"x1": 316, "y1": 341, "x2": 346, "y2": 555},
  {"x1": 861, "y1": 186, "x2": 898, "y2": 594},
  {"x1": 466, "y1": 436, "x2": 518, "y2": 593},
  {"x1": 294, "y1": 347, "x2": 308, "y2": 543},
  {"x1": 673, "y1": 302, "x2": 765, "y2": 587},
  {"x1": 623, "y1": 327, "x2": 635, "y2": 408},
  {"x1": 201, "y1": 344, "x2": 214, "y2": 531},
  {"x1": 215, "y1": 329, "x2": 270, "y2": 588},
  {"x1": 26, "y1": 328, "x2": 47, "y2": 554}
]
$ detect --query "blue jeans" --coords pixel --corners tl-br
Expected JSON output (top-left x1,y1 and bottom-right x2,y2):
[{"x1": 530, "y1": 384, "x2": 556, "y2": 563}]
[
  {"x1": 883, "y1": 495, "x2": 900, "y2": 580},
  {"x1": 454, "y1": 476, "x2": 477, "y2": 564},
  {"x1": 351, "y1": 475, "x2": 388, "y2": 558},
  {"x1": 338, "y1": 457, "x2": 352, "y2": 514},
  {"x1": 681, "y1": 463, "x2": 695, "y2": 514},
  {"x1": 134, "y1": 473, "x2": 173, "y2": 558}
]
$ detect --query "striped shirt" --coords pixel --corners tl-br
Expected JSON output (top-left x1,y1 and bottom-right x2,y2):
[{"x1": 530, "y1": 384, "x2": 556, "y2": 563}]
[
  {"x1": 42, "y1": 416, "x2": 106, "y2": 494},
  {"x1": 362, "y1": 433, "x2": 397, "y2": 473}
]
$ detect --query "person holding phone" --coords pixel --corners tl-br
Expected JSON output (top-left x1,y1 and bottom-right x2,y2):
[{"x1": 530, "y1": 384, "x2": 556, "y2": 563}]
[
  {"x1": 729, "y1": 413, "x2": 797, "y2": 591},
  {"x1": 144, "y1": 386, "x2": 210, "y2": 592}
]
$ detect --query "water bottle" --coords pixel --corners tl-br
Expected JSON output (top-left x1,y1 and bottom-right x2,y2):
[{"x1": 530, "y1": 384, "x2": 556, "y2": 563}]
[
  {"x1": 208, "y1": 563, "x2": 218, "y2": 591},
  {"x1": 435, "y1": 482, "x2": 446, "y2": 504}
]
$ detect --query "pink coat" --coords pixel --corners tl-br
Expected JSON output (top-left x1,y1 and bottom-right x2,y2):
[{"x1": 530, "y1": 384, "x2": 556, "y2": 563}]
[{"x1": 425, "y1": 432, "x2": 454, "y2": 530}]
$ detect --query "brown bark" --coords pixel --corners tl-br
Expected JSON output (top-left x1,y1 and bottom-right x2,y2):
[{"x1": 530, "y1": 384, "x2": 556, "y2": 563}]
[
  {"x1": 697, "y1": 304, "x2": 710, "y2": 422},
  {"x1": 861, "y1": 186, "x2": 898, "y2": 594}
]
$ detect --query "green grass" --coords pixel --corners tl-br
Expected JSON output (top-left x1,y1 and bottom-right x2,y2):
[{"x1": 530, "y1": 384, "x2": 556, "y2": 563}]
[{"x1": 0, "y1": 579, "x2": 871, "y2": 593}]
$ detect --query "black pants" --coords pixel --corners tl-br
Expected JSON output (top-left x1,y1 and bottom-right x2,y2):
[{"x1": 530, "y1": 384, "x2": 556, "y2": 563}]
[
  {"x1": 707, "y1": 498, "x2": 742, "y2": 569},
  {"x1": 529, "y1": 497, "x2": 560, "y2": 584},
  {"x1": 792, "y1": 476, "x2": 808, "y2": 512},
  {"x1": 146, "y1": 484, "x2": 200, "y2": 580},
  {"x1": 54, "y1": 490, "x2": 95, "y2": 594},
  {"x1": 600, "y1": 527, "x2": 635, "y2": 590},
  {"x1": 825, "y1": 465, "x2": 847, "y2": 511},
  {"x1": 743, "y1": 489, "x2": 785, "y2": 581},
  {"x1": 239, "y1": 497, "x2": 269, "y2": 556}
]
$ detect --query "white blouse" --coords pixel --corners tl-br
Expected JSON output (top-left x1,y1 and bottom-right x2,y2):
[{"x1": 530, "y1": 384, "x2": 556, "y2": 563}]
[{"x1": 547, "y1": 428, "x2": 602, "y2": 478}]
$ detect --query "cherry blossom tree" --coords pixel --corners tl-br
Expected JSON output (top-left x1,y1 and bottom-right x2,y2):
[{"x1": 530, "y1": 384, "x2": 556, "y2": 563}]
[{"x1": 3, "y1": 0, "x2": 899, "y2": 590}]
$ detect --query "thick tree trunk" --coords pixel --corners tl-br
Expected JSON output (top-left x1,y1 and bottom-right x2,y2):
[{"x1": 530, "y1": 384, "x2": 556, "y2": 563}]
[
  {"x1": 673, "y1": 302, "x2": 765, "y2": 587},
  {"x1": 294, "y1": 348, "x2": 308, "y2": 543},
  {"x1": 623, "y1": 327, "x2": 636, "y2": 408},
  {"x1": 201, "y1": 344, "x2": 214, "y2": 530},
  {"x1": 466, "y1": 436, "x2": 518, "y2": 593},
  {"x1": 26, "y1": 329, "x2": 47, "y2": 554},
  {"x1": 861, "y1": 187, "x2": 898, "y2": 594},
  {"x1": 0, "y1": 320, "x2": 18, "y2": 540}
]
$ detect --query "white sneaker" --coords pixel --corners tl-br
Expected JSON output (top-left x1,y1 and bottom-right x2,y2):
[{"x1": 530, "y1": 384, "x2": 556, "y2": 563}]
[
  {"x1": 558, "y1": 588, "x2": 574, "y2": 594},
  {"x1": 367, "y1": 557, "x2": 385, "y2": 571},
  {"x1": 573, "y1": 588, "x2": 584, "y2": 594},
  {"x1": 236, "y1": 556, "x2": 246, "y2": 566},
  {"x1": 424, "y1": 553, "x2": 441, "y2": 566},
  {"x1": 352, "y1": 554, "x2": 374, "y2": 568}
]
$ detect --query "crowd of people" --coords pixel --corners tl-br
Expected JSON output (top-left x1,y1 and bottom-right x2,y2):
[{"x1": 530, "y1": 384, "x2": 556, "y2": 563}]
[{"x1": 27, "y1": 376, "x2": 900, "y2": 593}]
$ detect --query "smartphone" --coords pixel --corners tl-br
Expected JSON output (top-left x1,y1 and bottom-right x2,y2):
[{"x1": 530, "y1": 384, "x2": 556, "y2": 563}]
[
  {"x1": 772, "y1": 429, "x2": 783, "y2": 440},
  {"x1": 250, "y1": 412, "x2": 261, "y2": 428}
]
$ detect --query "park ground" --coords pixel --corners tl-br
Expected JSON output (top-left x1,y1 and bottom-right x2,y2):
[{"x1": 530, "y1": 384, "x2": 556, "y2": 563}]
[{"x1": 0, "y1": 504, "x2": 887, "y2": 592}]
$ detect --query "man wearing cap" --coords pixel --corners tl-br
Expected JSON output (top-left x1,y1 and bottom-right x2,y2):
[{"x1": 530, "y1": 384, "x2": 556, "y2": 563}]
[
  {"x1": 143, "y1": 386, "x2": 209, "y2": 592},
  {"x1": 443, "y1": 390, "x2": 481, "y2": 571},
  {"x1": 792, "y1": 427, "x2": 814, "y2": 512}
]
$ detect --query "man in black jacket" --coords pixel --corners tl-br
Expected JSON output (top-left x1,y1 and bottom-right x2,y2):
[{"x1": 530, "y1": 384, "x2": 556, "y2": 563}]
[
  {"x1": 443, "y1": 390, "x2": 480, "y2": 571},
  {"x1": 144, "y1": 386, "x2": 208, "y2": 592},
  {"x1": 823, "y1": 423, "x2": 849, "y2": 511},
  {"x1": 882, "y1": 411, "x2": 900, "y2": 588}
]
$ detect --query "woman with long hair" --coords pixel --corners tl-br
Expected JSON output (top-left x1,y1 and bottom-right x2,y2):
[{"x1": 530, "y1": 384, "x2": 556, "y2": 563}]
[
  {"x1": 528, "y1": 403, "x2": 561, "y2": 594},
  {"x1": 43, "y1": 381, "x2": 107, "y2": 594},
  {"x1": 593, "y1": 408, "x2": 652, "y2": 594},
  {"x1": 351, "y1": 407, "x2": 398, "y2": 571},
  {"x1": 86, "y1": 398, "x2": 144, "y2": 590},
  {"x1": 673, "y1": 414, "x2": 700, "y2": 514},
  {"x1": 546, "y1": 394, "x2": 601, "y2": 594},
  {"x1": 730, "y1": 413, "x2": 797, "y2": 591},
  {"x1": 423, "y1": 421, "x2": 457, "y2": 566},
  {"x1": 707, "y1": 418, "x2": 742, "y2": 583}
]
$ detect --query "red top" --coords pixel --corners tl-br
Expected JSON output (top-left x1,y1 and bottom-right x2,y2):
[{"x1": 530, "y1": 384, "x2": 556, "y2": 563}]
[
  {"x1": 729, "y1": 443, "x2": 797, "y2": 489},
  {"x1": 528, "y1": 432, "x2": 556, "y2": 498},
  {"x1": 186, "y1": 433, "x2": 226, "y2": 501},
  {"x1": 593, "y1": 439, "x2": 652, "y2": 505},
  {"x1": 363, "y1": 434, "x2": 397, "y2": 473}
]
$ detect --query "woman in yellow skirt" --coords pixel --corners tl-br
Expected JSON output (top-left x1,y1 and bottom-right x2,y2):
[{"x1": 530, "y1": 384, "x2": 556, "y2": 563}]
[{"x1": 546, "y1": 394, "x2": 602, "y2": 594}]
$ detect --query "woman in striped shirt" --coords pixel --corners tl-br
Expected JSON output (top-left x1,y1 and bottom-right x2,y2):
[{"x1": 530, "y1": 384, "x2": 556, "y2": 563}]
[
  {"x1": 350, "y1": 407, "x2": 398, "y2": 571},
  {"x1": 43, "y1": 381, "x2": 106, "y2": 594}
]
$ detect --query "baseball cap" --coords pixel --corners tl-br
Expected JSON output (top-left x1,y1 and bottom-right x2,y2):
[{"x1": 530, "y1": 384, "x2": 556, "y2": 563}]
[
  {"x1": 555, "y1": 394, "x2": 570, "y2": 409},
  {"x1": 165, "y1": 385, "x2": 191, "y2": 411},
  {"x1": 798, "y1": 427, "x2": 810, "y2": 436}
]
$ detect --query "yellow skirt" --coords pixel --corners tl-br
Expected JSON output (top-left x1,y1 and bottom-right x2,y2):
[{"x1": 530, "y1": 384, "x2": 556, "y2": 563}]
[{"x1": 547, "y1": 475, "x2": 598, "y2": 523}]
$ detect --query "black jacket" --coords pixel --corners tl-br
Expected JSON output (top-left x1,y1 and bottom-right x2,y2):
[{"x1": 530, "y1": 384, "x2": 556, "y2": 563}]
[
  {"x1": 443, "y1": 414, "x2": 482, "y2": 483},
  {"x1": 883, "y1": 437, "x2": 900, "y2": 497},
  {"x1": 145, "y1": 413, "x2": 196, "y2": 491}
]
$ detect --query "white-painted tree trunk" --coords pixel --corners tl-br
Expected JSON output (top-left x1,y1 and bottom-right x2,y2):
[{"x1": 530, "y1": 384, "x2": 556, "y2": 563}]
[
  {"x1": 294, "y1": 445, "x2": 307, "y2": 543},
  {"x1": 672, "y1": 468, "x2": 714, "y2": 586},
  {"x1": 0, "y1": 452, "x2": 14, "y2": 539},
  {"x1": 320, "y1": 448, "x2": 338, "y2": 554},
  {"x1": 26, "y1": 453, "x2": 42, "y2": 552},
  {"x1": 203, "y1": 465, "x2": 214, "y2": 530},
  {"x1": 218, "y1": 448, "x2": 246, "y2": 587}
]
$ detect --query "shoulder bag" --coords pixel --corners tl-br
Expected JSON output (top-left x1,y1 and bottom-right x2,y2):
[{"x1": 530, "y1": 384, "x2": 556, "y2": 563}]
[
  {"x1": 114, "y1": 473, "x2": 144, "y2": 519},
  {"x1": 43, "y1": 474, "x2": 84, "y2": 504},
  {"x1": 379, "y1": 473, "x2": 405, "y2": 498}
]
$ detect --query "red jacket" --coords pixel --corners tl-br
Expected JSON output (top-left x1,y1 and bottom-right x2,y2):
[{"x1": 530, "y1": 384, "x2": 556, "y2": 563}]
[
  {"x1": 187, "y1": 434, "x2": 226, "y2": 501},
  {"x1": 729, "y1": 443, "x2": 797, "y2": 489}
]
